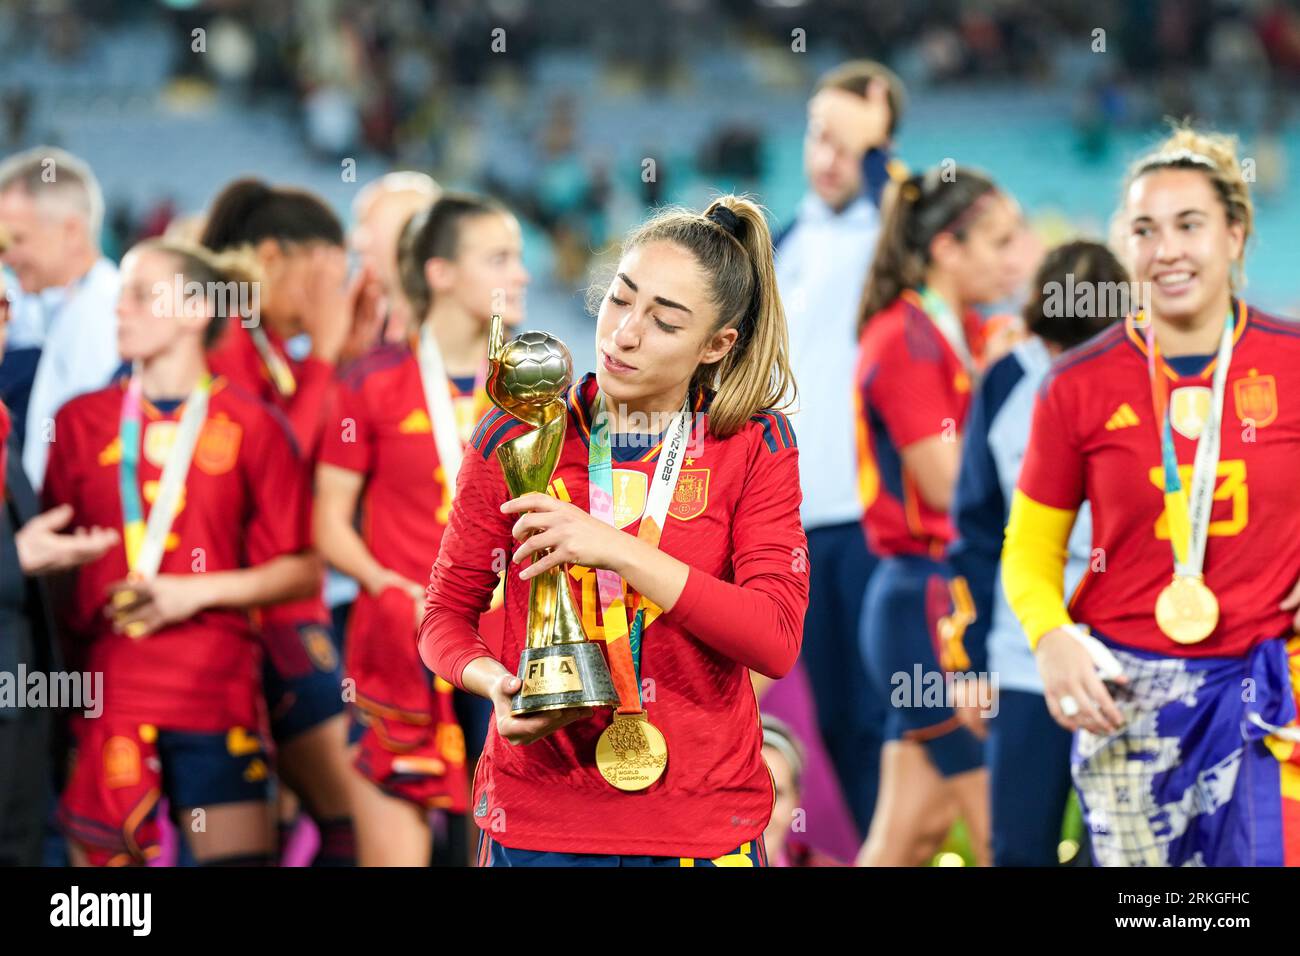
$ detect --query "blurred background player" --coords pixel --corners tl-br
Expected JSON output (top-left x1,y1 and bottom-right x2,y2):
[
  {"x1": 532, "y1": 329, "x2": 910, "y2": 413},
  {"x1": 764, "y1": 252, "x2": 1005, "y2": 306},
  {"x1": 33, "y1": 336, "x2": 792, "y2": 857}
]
[
  {"x1": 947, "y1": 239, "x2": 1127, "y2": 866},
  {"x1": 200, "y1": 178, "x2": 370, "y2": 866},
  {"x1": 1004, "y1": 127, "x2": 1300, "y2": 866},
  {"x1": 420, "y1": 196, "x2": 807, "y2": 867},
  {"x1": 44, "y1": 239, "x2": 320, "y2": 866},
  {"x1": 761, "y1": 715, "x2": 843, "y2": 867},
  {"x1": 321, "y1": 172, "x2": 442, "y2": 701},
  {"x1": 349, "y1": 171, "x2": 441, "y2": 350},
  {"x1": 315, "y1": 192, "x2": 527, "y2": 865},
  {"x1": 853, "y1": 165, "x2": 1023, "y2": 866},
  {"x1": 0, "y1": 146, "x2": 120, "y2": 491},
  {"x1": 770, "y1": 58, "x2": 906, "y2": 840}
]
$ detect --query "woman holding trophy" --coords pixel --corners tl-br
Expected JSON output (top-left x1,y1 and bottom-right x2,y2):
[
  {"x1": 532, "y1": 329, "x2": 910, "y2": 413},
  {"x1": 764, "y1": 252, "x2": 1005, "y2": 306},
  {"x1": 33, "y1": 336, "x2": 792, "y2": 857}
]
[
  {"x1": 315, "y1": 192, "x2": 530, "y2": 865},
  {"x1": 420, "y1": 195, "x2": 810, "y2": 866}
]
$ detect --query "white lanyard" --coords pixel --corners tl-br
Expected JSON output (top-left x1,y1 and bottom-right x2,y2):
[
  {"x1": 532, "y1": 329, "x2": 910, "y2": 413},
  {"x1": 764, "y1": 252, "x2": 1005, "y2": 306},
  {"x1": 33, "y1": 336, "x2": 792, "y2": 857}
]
[
  {"x1": 417, "y1": 322, "x2": 467, "y2": 496},
  {"x1": 1177, "y1": 313, "x2": 1235, "y2": 578}
]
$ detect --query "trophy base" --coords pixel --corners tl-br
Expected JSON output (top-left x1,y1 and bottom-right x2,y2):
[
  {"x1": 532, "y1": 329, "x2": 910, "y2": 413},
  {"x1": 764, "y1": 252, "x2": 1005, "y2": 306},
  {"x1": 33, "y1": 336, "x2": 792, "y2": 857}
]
[{"x1": 511, "y1": 643, "x2": 619, "y2": 716}]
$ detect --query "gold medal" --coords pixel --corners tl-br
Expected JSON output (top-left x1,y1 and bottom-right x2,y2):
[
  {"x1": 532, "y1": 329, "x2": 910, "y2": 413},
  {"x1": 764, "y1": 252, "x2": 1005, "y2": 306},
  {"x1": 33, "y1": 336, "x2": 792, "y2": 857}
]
[
  {"x1": 110, "y1": 588, "x2": 138, "y2": 610},
  {"x1": 595, "y1": 712, "x2": 667, "y2": 791},
  {"x1": 1155, "y1": 574, "x2": 1219, "y2": 645}
]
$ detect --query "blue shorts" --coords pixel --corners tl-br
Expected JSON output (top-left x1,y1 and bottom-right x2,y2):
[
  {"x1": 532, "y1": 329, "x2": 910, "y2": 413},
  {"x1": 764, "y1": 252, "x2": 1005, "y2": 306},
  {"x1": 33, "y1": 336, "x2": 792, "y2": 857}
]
[
  {"x1": 262, "y1": 620, "x2": 345, "y2": 742},
  {"x1": 157, "y1": 728, "x2": 272, "y2": 810},
  {"x1": 859, "y1": 554, "x2": 984, "y2": 777},
  {"x1": 477, "y1": 832, "x2": 768, "y2": 867}
]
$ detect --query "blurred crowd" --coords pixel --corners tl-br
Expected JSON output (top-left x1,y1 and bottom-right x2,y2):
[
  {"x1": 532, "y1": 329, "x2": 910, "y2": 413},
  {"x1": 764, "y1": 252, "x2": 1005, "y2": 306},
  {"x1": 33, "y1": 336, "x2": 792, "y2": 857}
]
[{"x1": 1, "y1": 0, "x2": 1298, "y2": 296}]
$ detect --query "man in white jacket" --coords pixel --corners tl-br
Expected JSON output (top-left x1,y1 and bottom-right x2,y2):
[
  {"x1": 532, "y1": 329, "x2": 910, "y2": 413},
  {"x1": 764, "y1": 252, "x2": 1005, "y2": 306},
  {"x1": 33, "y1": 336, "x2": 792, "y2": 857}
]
[
  {"x1": 775, "y1": 60, "x2": 906, "y2": 837},
  {"x1": 0, "y1": 146, "x2": 120, "y2": 491}
]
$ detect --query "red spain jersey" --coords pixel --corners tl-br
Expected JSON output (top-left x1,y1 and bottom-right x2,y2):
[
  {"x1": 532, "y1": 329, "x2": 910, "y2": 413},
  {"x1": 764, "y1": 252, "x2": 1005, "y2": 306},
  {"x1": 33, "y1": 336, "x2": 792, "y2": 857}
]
[
  {"x1": 318, "y1": 342, "x2": 493, "y2": 720},
  {"x1": 42, "y1": 377, "x2": 312, "y2": 730},
  {"x1": 1018, "y1": 303, "x2": 1300, "y2": 657},
  {"x1": 208, "y1": 321, "x2": 334, "y2": 458},
  {"x1": 421, "y1": 372, "x2": 810, "y2": 858},
  {"x1": 855, "y1": 292, "x2": 983, "y2": 558},
  {"x1": 209, "y1": 321, "x2": 331, "y2": 629},
  {"x1": 318, "y1": 342, "x2": 491, "y2": 586}
]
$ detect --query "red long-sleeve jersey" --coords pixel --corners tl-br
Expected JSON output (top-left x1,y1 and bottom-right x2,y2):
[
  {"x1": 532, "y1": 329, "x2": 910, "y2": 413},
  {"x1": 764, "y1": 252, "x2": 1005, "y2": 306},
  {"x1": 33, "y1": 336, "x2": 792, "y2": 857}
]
[{"x1": 419, "y1": 373, "x2": 809, "y2": 857}]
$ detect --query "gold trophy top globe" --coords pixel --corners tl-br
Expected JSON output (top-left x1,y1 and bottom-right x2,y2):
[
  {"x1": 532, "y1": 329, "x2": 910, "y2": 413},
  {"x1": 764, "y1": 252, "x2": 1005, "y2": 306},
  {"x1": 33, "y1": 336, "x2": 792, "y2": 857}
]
[{"x1": 487, "y1": 316, "x2": 573, "y2": 427}]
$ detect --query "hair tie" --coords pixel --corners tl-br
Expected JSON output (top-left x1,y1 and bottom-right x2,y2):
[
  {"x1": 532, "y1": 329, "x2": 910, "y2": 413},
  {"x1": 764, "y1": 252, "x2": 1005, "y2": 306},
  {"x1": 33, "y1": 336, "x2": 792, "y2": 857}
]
[
  {"x1": 705, "y1": 205, "x2": 740, "y2": 238},
  {"x1": 900, "y1": 181, "x2": 921, "y2": 202}
]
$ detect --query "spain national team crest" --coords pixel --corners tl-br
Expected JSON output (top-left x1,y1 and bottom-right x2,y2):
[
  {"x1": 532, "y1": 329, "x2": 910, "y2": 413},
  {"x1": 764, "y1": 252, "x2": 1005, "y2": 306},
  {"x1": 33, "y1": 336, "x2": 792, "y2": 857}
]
[
  {"x1": 1169, "y1": 386, "x2": 1212, "y2": 440},
  {"x1": 194, "y1": 415, "x2": 243, "y2": 475},
  {"x1": 302, "y1": 625, "x2": 339, "y2": 672},
  {"x1": 103, "y1": 735, "x2": 141, "y2": 790},
  {"x1": 143, "y1": 421, "x2": 178, "y2": 467},
  {"x1": 668, "y1": 468, "x2": 709, "y2": 521},
  {"x1": 1234, "y1": 371, "x2": 1278, "y2": 429},
  {"x1": 611, "y1": 468, "x2": 648, "y2": 528}
]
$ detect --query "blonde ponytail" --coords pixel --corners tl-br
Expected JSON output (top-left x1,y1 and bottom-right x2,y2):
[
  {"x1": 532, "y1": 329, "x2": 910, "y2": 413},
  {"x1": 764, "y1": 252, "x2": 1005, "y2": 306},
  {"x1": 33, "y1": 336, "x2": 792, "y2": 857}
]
[
  {"x1": 699, "y1": 196, "x2": 795, "y2": 437},
  {"x1": 615, "y1": 195, "x2": 795, "y2": 438}
]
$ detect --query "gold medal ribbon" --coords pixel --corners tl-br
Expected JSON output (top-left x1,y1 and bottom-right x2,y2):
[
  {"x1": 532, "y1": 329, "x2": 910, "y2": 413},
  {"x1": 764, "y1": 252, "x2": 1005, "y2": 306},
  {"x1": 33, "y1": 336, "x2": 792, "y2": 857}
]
[
  {"x1": 1141, "y1": 303, "x2": 1240, "y2": 642},
  {"x1": 115, "y1": 365, "x2": 212, "y2": 637},
  {"x1": 587, "y1": 392, "x2": 691, "y2": 715}
]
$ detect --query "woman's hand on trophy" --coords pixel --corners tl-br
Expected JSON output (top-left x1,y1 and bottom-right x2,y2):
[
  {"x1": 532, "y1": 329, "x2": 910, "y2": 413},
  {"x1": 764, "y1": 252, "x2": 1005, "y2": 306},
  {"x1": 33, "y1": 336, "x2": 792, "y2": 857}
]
[
  {"x1": 501, "y1": 493, "x2": 626, "y2": 579},
  {"x1": 488, "y1": 673, "x2": 593, "y2": 745}
]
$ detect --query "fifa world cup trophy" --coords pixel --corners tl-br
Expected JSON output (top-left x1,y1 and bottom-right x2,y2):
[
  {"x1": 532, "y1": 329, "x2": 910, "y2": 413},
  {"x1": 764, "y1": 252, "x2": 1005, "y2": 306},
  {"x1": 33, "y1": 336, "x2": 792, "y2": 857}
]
[{"x1": 485, "y1": 315, "x2": 619, "y2": 715}]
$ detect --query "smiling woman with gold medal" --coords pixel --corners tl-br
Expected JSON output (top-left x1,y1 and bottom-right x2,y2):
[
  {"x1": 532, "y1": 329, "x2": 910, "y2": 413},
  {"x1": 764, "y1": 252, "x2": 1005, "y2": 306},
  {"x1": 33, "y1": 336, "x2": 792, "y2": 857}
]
[
  {"x1": 1002, "y1": 127, "x2": 1300, "y2": 866},
  {"x1": 419, "y1": 196, "x2": 810, "y2": 867}
]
